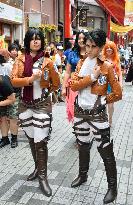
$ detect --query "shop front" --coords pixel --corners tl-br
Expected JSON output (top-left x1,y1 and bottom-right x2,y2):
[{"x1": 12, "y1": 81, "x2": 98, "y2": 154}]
[{"x1": 0, "y1": 2, "x2": 23, "y2": 47}]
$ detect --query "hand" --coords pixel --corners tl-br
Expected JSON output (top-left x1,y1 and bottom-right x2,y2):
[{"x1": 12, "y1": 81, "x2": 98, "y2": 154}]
[
  {"x1": 93, "y1": 65, "x2": 101, "y2": 79},
  {"x1": 62, "y1": 87, "x2": 66, "y2": 97},
  {"x1": 29, "y1": 70, "x2": 42, "y2": 83}
]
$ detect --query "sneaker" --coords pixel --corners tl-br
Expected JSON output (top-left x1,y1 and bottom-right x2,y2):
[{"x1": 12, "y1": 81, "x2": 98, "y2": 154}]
[
  {"x1": 0, "y1": 138, "x2": 10, "y2": 148},
  {"x1": 11, "y1": 139, "x2": 18, "y2": 148}
]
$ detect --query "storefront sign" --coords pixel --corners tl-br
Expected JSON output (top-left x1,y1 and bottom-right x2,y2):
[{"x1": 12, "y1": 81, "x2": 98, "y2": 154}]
[
  {"x1": 124, "y1": 0, "x2": 133, "y2": 26},
  {"x1": 29, "y1": 13, "x2": 41, "y2": 27},
  {"x1": 0, "y1": 2, "x2": 22, "y2": 23}
]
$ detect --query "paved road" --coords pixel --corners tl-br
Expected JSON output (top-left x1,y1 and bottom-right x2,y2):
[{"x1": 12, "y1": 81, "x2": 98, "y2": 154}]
[{"x1": 0, "y1": 83, "x2": 133, "y2": 205}]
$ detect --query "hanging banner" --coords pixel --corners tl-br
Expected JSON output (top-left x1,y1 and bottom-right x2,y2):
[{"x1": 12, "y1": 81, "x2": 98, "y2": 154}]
[
  {"x1": 110, "y1": 21, "x2": 133, "y2": 33},
  {"x1": 29, "y1": 13, "x2": 41, "y2": 27}
]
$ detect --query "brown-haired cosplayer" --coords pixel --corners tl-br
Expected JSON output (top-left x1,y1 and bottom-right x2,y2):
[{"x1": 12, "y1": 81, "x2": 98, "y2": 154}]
[
  {"x1": 11, "y1": 28, "x2": 60, "y2": 197},
  {"x1": 102, "y1": 41, "x2": 122, "y2": 126}
]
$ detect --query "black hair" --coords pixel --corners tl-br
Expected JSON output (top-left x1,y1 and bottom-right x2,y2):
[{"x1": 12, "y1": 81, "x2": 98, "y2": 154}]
[
  {"x1": 65, "y1": 41, "x2": 72, "y2": 50},
  {"x1": 86, "y1": 29, "x2": 106, "y2": 48},
  {"x1": 24, "y1": 28, "x2": 45, "y2": 53},
  {"x1": 0, "y1": 55, "x2": 6, "y2": 64},
  {"x1": 8, "y1": 43, "x2": 19, "y2": 52},
  {"x1": 72, "y1": 31, "x2": 86, "y2": 55}
]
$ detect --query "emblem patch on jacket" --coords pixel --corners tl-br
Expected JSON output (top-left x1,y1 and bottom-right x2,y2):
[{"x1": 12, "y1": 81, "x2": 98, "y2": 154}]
[{"x1": 98, "y1": 75, "x2": 107, "y2": 85}]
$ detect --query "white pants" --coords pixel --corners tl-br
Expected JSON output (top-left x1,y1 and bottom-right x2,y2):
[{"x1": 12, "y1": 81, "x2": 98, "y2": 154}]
[
  {"x1": 74, "y1": 117, "x2": 109, "y2": 144},
  {"x1": 19, "y1": 109, "x2": 52, "y2": 143}
]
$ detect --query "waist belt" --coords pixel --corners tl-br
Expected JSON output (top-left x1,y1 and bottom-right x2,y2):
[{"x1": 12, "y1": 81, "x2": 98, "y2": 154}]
[{"x1": 18, "y1": 96, "x2": 52, "y2": 114}]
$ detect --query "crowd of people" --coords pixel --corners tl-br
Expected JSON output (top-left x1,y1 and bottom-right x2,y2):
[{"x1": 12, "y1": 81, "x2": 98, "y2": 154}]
[{"x1": 0, "y1": 27, "x2": 132, "y2": 203}]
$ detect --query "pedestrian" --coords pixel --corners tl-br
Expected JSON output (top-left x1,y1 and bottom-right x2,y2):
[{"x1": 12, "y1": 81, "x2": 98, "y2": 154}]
[
  {"x1": 11, "y1": 28, "x2": 60, "y2": 197},
  {"x1": 0, "y1": 48, "x2": 14, "y2": 148},
  {"x1": 62, "y1": 31, "x2": 87, "y2": 122},
  {"x1": 64, "y1": 41, "x2": 72, "y2": 61},
  {"x1": 0, "y1": 75, "x2": 15, "y2": 106},
  {"x1": 69, "y1": 29, "x2": 122, "y2": 204},
  {"x1": 2, "y1": 42, "x2": 20, "y2": 148},
  {"x1": 102, "y1": 41, "x2": 122, "y2": 126},
  {"x1": 0, "y1": 74, "x2": 16, "y2": 146}
]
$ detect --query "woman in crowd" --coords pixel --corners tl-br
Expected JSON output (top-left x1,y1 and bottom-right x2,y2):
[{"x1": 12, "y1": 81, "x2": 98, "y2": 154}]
[
  {"x1": 0, "y1": 75, "x2": 15, "y2": 108},
  {"x1": 62, "y1": 31, "x2": 87, "y2": 122},
  {"x1": 69, "y1": 29, "x2": 122, "y2": 204},
  {"x1": 11, "y1": 28, "x2": 60, "y2": 197},
  {"x1": 6, "y1": 42, "x2": 20, "y2": 148},
  {"x1": 102, "y1": 41, "x2": 122, "y2": 126},
  {"x1": 0, "y1": 48, "x2": 14, "y2": 148}
]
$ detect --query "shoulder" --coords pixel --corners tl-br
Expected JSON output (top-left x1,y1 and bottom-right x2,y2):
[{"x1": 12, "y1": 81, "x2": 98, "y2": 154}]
[
  {"x1": 43, "y1": 57, "x2": 53, "y2": 68},
  {"x1": 103, "y1": 60, "x2": 114, "y2": 69}
]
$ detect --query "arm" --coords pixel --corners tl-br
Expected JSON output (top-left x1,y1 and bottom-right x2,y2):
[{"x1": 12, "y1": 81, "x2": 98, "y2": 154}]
[
  {"x1": 62, "y1": 63, "x2": 71, "y2": 96},
  {"x1": 118, "y1": 64, "x2": 123, "y2": 87},
  {"x1": 70, "y1": 65, "x2": 101, "y2": 91},
  {"x1": 106, "y1": 64, "x2": 122, "y2": 104},
  {"x1": 0, "y1": 93, "x2": 15, "y2": 106},
  {"x1": 62, "y1": 63, "x2": 71, "y2": 89},
  {"x1": 11, "y1": 58, "x2": 33, "y2": 87}
]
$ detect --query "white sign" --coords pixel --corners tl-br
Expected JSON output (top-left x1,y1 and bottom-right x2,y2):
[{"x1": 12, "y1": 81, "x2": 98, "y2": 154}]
[
  {"x1": 124, "y1": 17, "x2": 133, "y2": 26},
  {"x1": 29, "y1": 13, "x2": 41, "y2": 27},
  {"x1": 0, "y1": 2, "x2": 22, "y2": 23}
]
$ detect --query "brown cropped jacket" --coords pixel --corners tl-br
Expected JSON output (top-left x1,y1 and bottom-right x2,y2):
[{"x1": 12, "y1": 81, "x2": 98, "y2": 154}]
[
  {"x1": 70, "y1": 58, "x2": 122, "y2": 104},
  {"x1": 11, "y1": 54, "x2": 60, "y2": 91}
]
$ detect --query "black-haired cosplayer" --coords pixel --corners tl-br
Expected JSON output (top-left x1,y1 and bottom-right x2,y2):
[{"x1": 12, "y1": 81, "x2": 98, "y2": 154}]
[
  {"x1": 11, "y1": 28, "x2": 60, "y2": 197},
  {"x1": 70, "y1": 29, "x2": 122, "y2": 204}
]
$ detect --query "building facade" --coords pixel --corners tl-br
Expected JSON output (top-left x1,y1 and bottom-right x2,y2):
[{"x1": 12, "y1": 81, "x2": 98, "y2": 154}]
[
  {"x1": 0, "y1": 0, "x2": 23, "y2": 47},
  {"x1": 77, "y1": 0, "x2": 107, "y2": 32},
  {"x1": 24, "y1": 0, "x2": 58, "y2": 43}
]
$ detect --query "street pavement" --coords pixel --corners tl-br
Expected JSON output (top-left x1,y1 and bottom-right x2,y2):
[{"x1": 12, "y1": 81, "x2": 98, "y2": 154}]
[{"x1": 0, "y1": 82, "x2": 133, "y2": 205}]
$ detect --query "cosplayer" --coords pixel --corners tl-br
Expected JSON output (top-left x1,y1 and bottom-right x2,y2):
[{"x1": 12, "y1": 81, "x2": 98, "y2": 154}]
[
  {"x1": 102, "y1": 41, "x2": 122, "y2": 126},
  {"x1": 11, "y1": 28, "x2": 60, "y2": 197},
  {"x1": 69, "y1": 29, "x2": 122, "y2": 204},
  {"x1": 62, "y1": 31, "x2": 87, "y2": 122}
]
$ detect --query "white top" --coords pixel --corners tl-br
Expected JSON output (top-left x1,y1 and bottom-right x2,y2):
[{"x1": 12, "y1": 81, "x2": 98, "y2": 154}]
[
  {"x1": 0, "y1": 62, "x2": 13, "y2": 76},
  {"x1": 78, "y1": 57, "x2": 98, "y2": 109},
  {"x1": 54, "y1": 53, "x2": 62, "y2": 66}
]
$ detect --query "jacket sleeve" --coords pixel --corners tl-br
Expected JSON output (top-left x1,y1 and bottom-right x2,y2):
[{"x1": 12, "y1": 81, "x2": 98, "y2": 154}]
[
  {"x1": 70, "y1": 75, "x2": 94, "y2": 91},
  {"x1": 69, "y1": 59, "x2": 95, "y2": 91},
  {"x1": 10, "y1": 59, "x2": 31, "y2": 87},
  {"x1": 106, "y1": 64, "x2": 122, "y2": 103},
  {"x1": 49, "y1": 61, "x2": 60, "y2": 91}
]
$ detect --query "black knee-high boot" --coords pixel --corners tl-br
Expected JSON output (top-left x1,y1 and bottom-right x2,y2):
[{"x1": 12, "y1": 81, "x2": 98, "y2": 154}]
[
  {"x1": 71, "y1": 139, "x2": 91, "y2": 188},
  {"x1": 98, "y1": 140, "x2": 117, "y2": 204},
  {"x1": 27, "y1": 137, "x2": 38, "y2": 181},
  {"x1": 36, "y1": 140, "x2": 52, "y2": 197}
]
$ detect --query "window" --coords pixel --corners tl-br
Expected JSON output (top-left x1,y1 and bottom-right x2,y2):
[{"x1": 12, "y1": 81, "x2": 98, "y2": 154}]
[{"x1": 87, "y1": 17, "x2": 94, "y2": 29}]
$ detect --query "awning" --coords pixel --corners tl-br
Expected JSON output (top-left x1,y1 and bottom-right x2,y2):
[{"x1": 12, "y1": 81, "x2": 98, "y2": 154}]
[
  {"x1": 110, "y1": 21, "x2": 133, "y2": 33},
  {"x1": 96, "y1": 0, "x2": 133, "y2": 26},
  {"x1": 96, "y1": 0, "x2": 125, "y2": 25}
]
